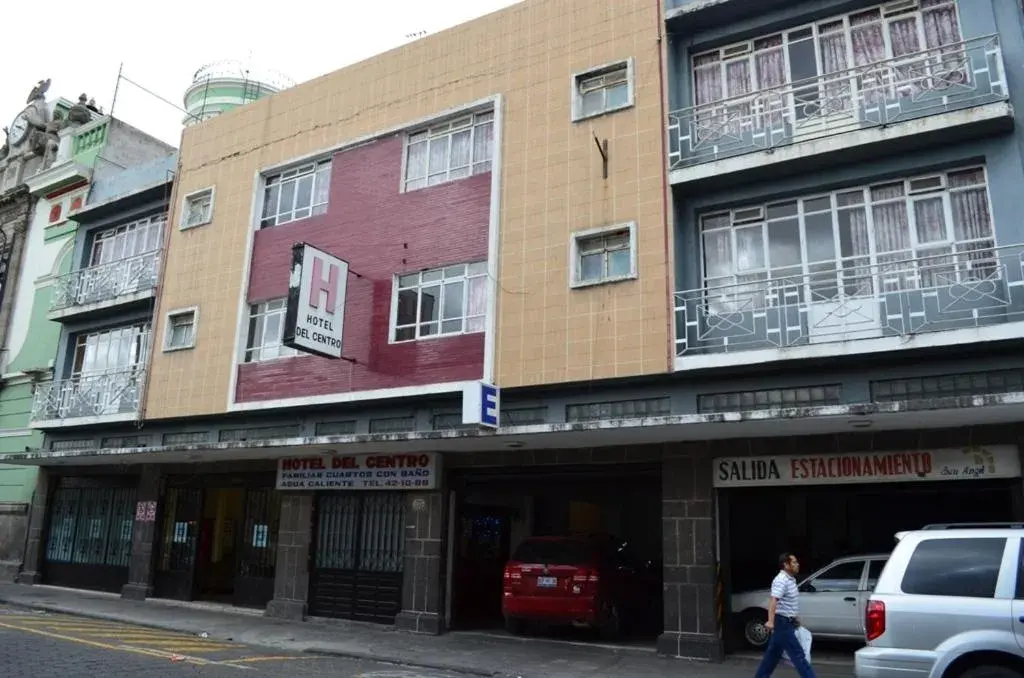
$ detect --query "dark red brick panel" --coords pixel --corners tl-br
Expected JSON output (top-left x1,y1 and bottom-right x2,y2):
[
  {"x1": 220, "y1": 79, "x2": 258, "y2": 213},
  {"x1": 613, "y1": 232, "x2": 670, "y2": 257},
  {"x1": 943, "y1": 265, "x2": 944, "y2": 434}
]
[{"x1": 237, "y1": 134, "x2": 490, "y2": 403}]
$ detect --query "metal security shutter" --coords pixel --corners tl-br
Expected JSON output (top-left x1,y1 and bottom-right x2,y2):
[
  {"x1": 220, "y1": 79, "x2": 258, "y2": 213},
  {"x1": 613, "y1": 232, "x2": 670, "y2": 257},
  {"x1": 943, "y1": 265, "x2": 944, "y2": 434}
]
[
  {"x1": 234, "y1": 489, "x2": 281, "y2": 608},
  {"x1": 43, "y1": 485, "x2": 136, "y2": 593},
  {"x1": 309, "y1": 492, "x2": 405, "y2": 623}
]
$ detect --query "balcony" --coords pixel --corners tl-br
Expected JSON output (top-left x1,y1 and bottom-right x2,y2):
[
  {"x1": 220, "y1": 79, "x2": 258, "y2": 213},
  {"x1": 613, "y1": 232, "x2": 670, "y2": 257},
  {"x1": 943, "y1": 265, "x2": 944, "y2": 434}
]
[
  {"x1": 674, "y1": 244, "x2": 1024, "y2": 371},
  {"x1": 48, "y1": 250, "x2": 161, "y2": 321},
  {"x1": 667, "y1": 36, "x2": 1010, "y2": 185},
  {"x1": 30, "y1": 366, "x2": 145, "y2": 427}
]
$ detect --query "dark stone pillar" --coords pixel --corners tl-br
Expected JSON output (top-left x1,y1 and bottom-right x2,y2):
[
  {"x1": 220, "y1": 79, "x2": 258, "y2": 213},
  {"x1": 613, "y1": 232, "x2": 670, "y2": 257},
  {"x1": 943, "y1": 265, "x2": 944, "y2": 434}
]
[
  {"x1": 0, "y1": 501, "x2": 30, "y2": 582},
  {"x1": 395, "y1": 491, "x2": 445, "y2": 634},
  {"x1": 265, "y1": 492, "x2": 312, "y2": 620},
  {"x1": 122, "y1": 465, "x2": 162, "y2": 600},
  {"x1": 657, "y1": 454, "x2": 724, "y2": 661},
  {"x1": 18, "y1": 469, "x2": 52, "y2": 585}
]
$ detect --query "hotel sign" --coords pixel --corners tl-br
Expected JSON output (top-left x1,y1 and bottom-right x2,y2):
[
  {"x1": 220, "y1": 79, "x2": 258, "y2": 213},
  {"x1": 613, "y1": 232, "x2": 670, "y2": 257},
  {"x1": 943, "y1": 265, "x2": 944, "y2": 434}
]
[
  {"x1": 283, "y1": 242, "x2": 348, "y2": 359},
  {"x1": 276, "y1": 452, "x2": 440, "y2": 491},
  {"x1": 713, "y1": 446, "x2": 1022, "y2": 488}
]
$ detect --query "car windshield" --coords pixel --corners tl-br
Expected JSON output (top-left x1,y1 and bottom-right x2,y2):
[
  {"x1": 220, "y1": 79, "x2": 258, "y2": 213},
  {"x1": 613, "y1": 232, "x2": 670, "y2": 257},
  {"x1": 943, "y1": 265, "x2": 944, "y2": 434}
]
[{"x1": 512, "y1": 539, "x2": 596, "y2": 565}]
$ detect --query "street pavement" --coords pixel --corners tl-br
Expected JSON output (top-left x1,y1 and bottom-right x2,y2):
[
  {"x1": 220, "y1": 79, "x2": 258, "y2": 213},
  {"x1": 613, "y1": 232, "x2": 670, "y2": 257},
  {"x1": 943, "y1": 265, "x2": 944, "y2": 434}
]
[
  {"x1": 0, "y1": 583, "x2": 855, "y2": 677},
  {"x1": 0, "y1": 605, "x2": 463, "y2": 678}
]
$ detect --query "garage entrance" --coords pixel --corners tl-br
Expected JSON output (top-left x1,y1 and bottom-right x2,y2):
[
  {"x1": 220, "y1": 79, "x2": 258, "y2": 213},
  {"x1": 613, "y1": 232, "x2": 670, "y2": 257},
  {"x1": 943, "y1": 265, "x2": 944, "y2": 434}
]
[
  {"x1": 714, "y1": 445, "x2": 1024, "y2": 653},
  {"x1": 446, "y1": 463, "x2": 662, "y2": 641},
  {"x1": 308, "y1": 492, "x2": 405, "y2": 624}
]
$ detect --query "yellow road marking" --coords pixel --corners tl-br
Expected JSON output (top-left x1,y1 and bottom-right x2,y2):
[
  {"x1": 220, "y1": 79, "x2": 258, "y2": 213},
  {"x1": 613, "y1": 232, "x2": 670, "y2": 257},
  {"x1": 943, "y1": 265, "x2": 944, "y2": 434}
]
[
  {"x1": 9, "y1": 621, "x2": 143, "y2": 630},
  {"x1": 80, "y1": 631, "x2": 196, "y2": 639},
  {"x1": 122, "y1": 643, "x2": 237, "y2": 653},
  {"x1": 0, "y1": 620, "x2": 251, "y2": 670},
  {"x1": 20, "y1": 624, "x2": 144, "y2": 632},
  {"x1": 0, "y1": 620, "x2": 208, "y2": 665},
  {"x1": 222, "y1": 656, "x2": 324, "y2": 664},
  {"x1": 117, "y1": 643, "x2": 235, "y2": 655}
]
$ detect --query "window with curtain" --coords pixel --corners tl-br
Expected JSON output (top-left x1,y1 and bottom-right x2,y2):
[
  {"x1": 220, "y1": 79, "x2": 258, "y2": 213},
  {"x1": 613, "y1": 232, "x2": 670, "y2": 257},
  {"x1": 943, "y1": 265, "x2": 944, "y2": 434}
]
[
  {"x1": 691, "y1": 0, "x2": 964, "y2": 122},
  {"x1": 700, "y1": 167, "x2": 995, "y2": 310},
  {"x1": 404, "y1": 112, "x2": 493, "y2": 191}
]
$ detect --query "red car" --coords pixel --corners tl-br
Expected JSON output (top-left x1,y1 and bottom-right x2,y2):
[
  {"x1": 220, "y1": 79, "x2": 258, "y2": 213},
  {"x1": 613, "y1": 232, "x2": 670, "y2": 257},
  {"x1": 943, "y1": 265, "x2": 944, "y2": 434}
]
[{"x1": 501, "y1": 534, "x2": 659, "y2": 640}]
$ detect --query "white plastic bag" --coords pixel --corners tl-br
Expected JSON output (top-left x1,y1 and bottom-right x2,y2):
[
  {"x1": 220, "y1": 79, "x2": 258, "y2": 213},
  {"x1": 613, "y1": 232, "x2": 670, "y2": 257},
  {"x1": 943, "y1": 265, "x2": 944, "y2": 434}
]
[{"x1": 783, "y1": 626, "x2": 813, "y2": 666}]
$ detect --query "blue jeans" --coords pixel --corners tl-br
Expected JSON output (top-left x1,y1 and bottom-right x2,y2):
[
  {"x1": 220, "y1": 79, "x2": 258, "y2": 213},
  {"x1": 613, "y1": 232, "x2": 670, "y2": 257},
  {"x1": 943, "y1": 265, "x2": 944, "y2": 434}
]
[{"x1": 754, "y1": 616, "x2": 816, "y2": 678}]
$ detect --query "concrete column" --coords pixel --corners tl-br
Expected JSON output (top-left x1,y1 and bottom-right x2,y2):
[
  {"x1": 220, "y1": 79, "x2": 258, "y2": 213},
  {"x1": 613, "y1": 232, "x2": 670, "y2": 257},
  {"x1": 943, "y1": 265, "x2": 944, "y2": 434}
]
[
  {"x1": 395, "y1": 491, "x2": 445, "y2": 634},
  {"x1": 122, "y1": 465, "x2": 162, "y2": 600},
  {"x1": 18, "y1": 469, "x2": 52, "y2": 585},
  {"x1": 657, "y1": 454, "x2": 723, "y2": 661},
  {"x1": 265, "y1": 492, "x2": 312, "y2": 620}
]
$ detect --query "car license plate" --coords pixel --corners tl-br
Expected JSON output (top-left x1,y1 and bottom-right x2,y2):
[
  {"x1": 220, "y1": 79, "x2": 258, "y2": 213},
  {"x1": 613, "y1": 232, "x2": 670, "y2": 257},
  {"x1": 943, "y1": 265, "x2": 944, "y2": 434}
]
[{"x1": 537, "y1": 576, "x2": 557, "y2": 588}]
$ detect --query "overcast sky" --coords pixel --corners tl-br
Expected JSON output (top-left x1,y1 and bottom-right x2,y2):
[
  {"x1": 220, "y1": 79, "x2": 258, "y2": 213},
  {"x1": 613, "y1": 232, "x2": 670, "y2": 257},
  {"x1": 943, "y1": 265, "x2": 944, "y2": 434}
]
[{"x1": 1, "y1": 0, "x2": 522, "y2": 149}]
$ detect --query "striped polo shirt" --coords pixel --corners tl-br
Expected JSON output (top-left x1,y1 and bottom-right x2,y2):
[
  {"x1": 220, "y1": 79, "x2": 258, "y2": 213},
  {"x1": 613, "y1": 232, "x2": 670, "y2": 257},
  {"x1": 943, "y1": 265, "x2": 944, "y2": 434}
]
[{"x1": 770, "y1": 570, "x2": 800, "y2": 618}]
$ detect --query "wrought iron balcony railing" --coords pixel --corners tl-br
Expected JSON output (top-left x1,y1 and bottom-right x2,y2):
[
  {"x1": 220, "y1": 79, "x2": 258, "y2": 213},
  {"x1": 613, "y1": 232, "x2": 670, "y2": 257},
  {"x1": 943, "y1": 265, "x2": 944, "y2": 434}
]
[
  {"x1": 668, "y1": 35, "x2": 1008, "y2": 171},
  {"x1": 50, "y1": 249, "x2": 161, "y2": 313},
  {"x1": 674, "y1": 243, "x2": 1024, "y2": 359},
  {"x1": 31, "y1": 366, "x2": 145, "y2": 423}
]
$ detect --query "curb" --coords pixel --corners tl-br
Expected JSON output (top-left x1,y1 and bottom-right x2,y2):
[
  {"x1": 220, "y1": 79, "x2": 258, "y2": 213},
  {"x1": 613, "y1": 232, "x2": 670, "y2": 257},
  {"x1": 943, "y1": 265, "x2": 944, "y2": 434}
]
[{"x1": 0, "y1": 596, "x2": 504, "y2": 676}]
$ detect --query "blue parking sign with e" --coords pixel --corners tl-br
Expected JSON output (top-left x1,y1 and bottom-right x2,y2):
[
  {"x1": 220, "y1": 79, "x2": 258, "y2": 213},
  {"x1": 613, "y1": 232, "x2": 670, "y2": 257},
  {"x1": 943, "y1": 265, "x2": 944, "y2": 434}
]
[{"x1": 480, "y1": 383, "x2": 500, "y2": 428}]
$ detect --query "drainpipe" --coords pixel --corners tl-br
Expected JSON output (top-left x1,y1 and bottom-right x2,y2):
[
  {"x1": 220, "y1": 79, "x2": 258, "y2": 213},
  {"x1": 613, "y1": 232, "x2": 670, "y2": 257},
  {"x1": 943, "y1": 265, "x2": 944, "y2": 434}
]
[
  {"x1": 137, "y1": 157, "x2": 183, "y2": 424},
  {"x1": 655, "y1": 0, "x2": 675, "y2": 372}
]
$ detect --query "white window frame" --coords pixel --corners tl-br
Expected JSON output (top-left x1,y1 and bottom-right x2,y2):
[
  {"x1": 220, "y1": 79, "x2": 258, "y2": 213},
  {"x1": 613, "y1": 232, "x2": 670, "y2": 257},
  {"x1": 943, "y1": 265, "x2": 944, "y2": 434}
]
[
  {"x1": 402, "y1": 111, "x2": 494, "y2": 192},
  {"x1": 90, "y1": 215, "x2": 165, "y2": 266},
  {"x1": 163, "y1": 306, "x2": 198, "y2": 352},
  {"x1": 570, "y1": 222, "x2": 639, "y2": 289},
  {"x1": 71, "y1": 324, "x2": 150, "y2": 377},
  {"x1": 571, "y1": 58, "x2": 636, "y2": 122},
  {"x1": 244, "y1": 298, "x2": 299, "y2": 362},
  {"x1": 389, "y1": 262, "x2": 488, "y2": 343},
  {"x1": 180, "y1": 187, "x2": 215, "y2": 231},
  {"x1": 690, "y1": 0, "x2": 964, "y2": 106},
  {"x1": 259, "y1": 159, "x2": 331, "y2": 229},
  {"x1": 698, "y1": 166, "x2": 996, "y2": 295}
]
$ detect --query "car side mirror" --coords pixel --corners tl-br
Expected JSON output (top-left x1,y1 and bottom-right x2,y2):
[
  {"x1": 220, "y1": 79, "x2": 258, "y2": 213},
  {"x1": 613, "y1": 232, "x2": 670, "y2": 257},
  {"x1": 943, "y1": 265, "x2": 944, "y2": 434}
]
[{"x1": 799, "y1": 582, "x2": 816, "y2": 593}]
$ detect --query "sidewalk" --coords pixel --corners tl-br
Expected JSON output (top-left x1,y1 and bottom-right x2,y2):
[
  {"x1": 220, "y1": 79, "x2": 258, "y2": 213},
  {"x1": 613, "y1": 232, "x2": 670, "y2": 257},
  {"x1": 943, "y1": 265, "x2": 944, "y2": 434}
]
[{"x1": 0, "y1": 582, "x2": 850, "y2": 677}]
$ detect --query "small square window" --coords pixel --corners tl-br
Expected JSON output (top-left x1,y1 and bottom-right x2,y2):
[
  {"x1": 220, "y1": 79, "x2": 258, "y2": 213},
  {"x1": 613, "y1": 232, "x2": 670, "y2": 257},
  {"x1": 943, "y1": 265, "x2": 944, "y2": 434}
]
[
  {"x1": 571, "y1": 223, "x2": 637, "y2": 288},
  {"x1": 181, "y1": 187, "x2": 214, "y2": 230},
  {"x1": 163, "y1": 308, "x2": 197, "y2": 351},
  {"x1": 572, "y1": 60, "x2": 634, "y2": 122}
]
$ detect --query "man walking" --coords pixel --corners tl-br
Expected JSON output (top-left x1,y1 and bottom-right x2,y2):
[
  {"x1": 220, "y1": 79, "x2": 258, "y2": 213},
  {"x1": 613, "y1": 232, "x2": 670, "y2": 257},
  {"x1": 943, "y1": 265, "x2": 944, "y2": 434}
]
[{"x1": 755, "y1": 552, "x2": 816, "y2": 678}]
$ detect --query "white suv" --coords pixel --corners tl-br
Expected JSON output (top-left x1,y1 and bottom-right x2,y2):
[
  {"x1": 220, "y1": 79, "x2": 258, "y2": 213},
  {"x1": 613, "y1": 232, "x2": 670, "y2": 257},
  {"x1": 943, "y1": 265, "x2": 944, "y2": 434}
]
[{"x1": 856, "y1": 523, "x2": 1024, "y2": 678}]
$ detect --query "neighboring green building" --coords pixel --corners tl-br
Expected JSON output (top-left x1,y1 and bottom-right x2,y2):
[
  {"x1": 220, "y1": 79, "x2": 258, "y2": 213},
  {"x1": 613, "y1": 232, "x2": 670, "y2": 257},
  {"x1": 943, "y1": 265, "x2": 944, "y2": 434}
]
[{"x1": 0, "y1": 83, "x2": 174, "y2": 580}]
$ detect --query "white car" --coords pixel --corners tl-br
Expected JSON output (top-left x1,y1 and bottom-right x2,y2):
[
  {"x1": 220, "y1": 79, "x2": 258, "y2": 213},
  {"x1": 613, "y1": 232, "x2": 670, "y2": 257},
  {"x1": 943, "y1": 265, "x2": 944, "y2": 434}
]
[{"x1": 732, "y1": 554, "x2": 889, "y2": 649}]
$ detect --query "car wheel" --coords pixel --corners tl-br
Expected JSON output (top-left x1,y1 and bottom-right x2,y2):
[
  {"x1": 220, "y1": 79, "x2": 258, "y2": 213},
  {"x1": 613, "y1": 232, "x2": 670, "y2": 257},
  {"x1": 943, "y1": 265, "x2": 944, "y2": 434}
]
[
  {"x1": 504, "y1": 617, "x2": 526, "y2": 635},
  {"x1": 599, "y1": 604, "x2": 622, "y2": 641},
  {"x1": 960, "y1": 666, "x2": 1023, "y2": 678},
  {"x1": 741, "y1": 609, "x2": 770, "y2": 650}
]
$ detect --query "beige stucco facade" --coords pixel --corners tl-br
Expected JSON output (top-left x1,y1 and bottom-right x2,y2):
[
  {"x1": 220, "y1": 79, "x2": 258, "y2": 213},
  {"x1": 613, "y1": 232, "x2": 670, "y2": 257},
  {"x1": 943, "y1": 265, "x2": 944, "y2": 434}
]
[{"x1": 146, "y1": 0, "x2": 670, "y2": 420}]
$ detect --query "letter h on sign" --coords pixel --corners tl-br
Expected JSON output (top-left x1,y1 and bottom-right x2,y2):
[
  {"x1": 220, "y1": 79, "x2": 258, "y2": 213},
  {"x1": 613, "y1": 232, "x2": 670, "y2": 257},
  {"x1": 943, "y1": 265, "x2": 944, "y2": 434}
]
[
  {"x1": 309, "y1": 255, "x2": 338, "y2": 314},
  {"x1": 284, "y1": 242, "x2": 349, "y2": 360}
]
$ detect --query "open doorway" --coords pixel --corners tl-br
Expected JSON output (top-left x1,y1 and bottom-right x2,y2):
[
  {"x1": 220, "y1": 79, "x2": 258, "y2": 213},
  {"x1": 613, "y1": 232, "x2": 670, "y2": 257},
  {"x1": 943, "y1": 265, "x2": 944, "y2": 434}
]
[
  {"x1": 447, "y1": 464, "x2": 662, "y2": 645},
  {"x1": 195, "y1": 488, "x2": 245, "y2": 603},
  {"x1": 152, "y1": 478, "x2": 279, "y2": 609}
]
